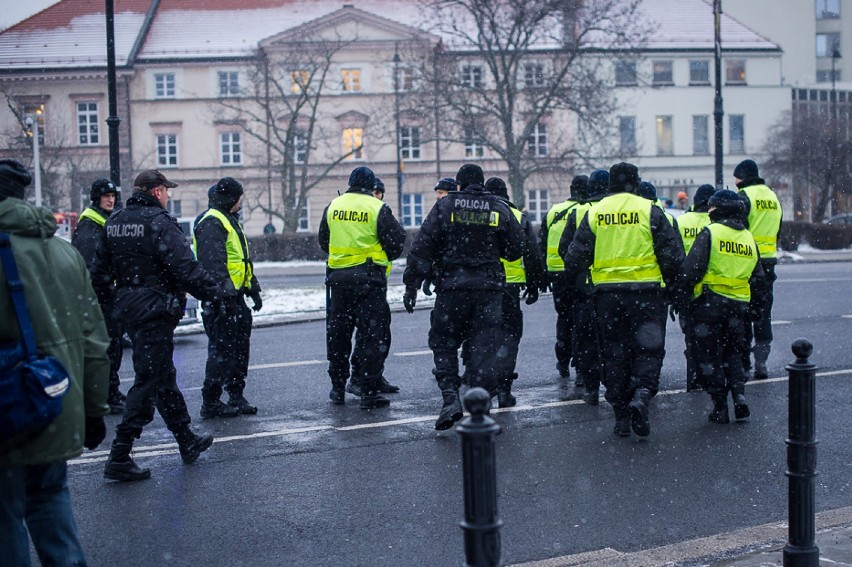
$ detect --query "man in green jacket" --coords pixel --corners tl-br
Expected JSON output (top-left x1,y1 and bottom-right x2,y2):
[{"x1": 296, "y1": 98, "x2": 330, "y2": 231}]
[{"x1": 0, "y1": 159, "x2": 110, "y2": 565}]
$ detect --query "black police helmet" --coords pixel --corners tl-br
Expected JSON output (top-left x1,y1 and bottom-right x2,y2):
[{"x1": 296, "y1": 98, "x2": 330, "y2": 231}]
[{"x1": 90, "y1": 178, "x2": 118, "y2": 203}]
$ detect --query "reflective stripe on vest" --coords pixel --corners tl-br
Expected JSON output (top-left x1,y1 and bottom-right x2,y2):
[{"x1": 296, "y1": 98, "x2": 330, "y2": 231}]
[
  {"x1": 741, "y1": 184, "x2": 781, "y2": 259},
  {"x1": 326, "y1": 192, "x2": 390, "y2": 275},
  {"x1": 79, "y1": 207, "x2": 107, "y2": 227},
  {"x1": 588, "y1": 192, "x2": 662, "y2": 285},
  {"x1": 694, "y1": 223, "x2": 758, "y2": 302},
  {"x1": 192, "y1": 208, "x2": 254, "y2": 291},
  {"x1": 678, "y1": 211, "x2": 711, "y2": 255},
  {"x1": 501, "y1": 206, "x2": 526, "y2": 283},
  {"x1": 544, "y1": 200, "x2": 578, "y2": 272}
]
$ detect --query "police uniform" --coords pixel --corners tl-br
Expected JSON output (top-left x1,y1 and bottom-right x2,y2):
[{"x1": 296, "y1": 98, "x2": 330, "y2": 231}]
[
  {"x1": 539, "y1": 176, "x2": 585, "y2": 379},
  {"x1": 563, "y1": 163, "x2": 684, "y2": 437},
  {"x1": 318, "y1": 167, "x2": 406, "y2": 409},
  {"x1": 193, "y1": 177, "x2": 262, "y2": 418},
  {"x1": 734, "y1": 160, "x2": 782, "y2": 380},
  {"x1": 403, "y1": 163, "x2": 523, "y2": 431},
  {"x1": 72, "y1": 178, "x2": 125, "y2": 413},
  {"x1": 93, "y1": 169, "x2": 225, "y2": 482},
  {"x1": 676, "y1": 189, "x2": 767, "y2": 423}
]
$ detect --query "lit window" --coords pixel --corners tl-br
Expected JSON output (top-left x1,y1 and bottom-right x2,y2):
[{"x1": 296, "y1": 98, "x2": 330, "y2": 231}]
[
  {"x1": 526, "y1": 189, "x2": 549, "y2": 223},
  {"x1": 816, "y1": 33, "x2": 841, "y2": 57},
  {"x1": 816, "y1": 0, "x2": 840, "y2": 19},
  {"x1": 725, "y1": 60, "x2": 746, "y2": 84},
  {"x1": 341, "y1": 69, "x2": 362, "y2": 92},
  {"x1": 154, "y1": 73, "x2": 175, "y2": 98},
  {"x1": 461, "y1": 65, "x2": 482, "y2": 88},
  {"x1": 342, "y1": 127, "x2": 364, "y2": 160},
  {"x1": 464, "y1": 126, "x2": 484, "y2": 158},
  {"x1": 218, "y1": 71, "x2": 239, "y2": 97},
  {"x1": 652, "y1": 61, "x2": 673, "y2": 85},
  {"x1": 619, "y1": 116, "x2": 636, "y2": 155},
  {"x1": 524, "y1": 63, "x2": 545, "y2": 88},
  {"x1": 156, "y1": 133, "x2": 178, "y2": 167},
  {"x1": 293, "y1": 133, "x2": 307, "y2": 164},
  {"x1": 400, "y1": 126, "x2": 421, "y2": 160},
  {"x1": 693, "y1": 115, "x2": 709, "y2": 155},
  {"x1": 220, "y1": 132, "x2": 241, "y2": 165},
  {"x1": 290, "y1": 70, "x2": 310, "y2": 94},
  {"x1": 729, "y1": 114, "x2": 745, "y2": 154},
  {"x1": 656, "y1": 115, "x2": 673, "y2": 156},
  {"x1": 297, "y1": 200, "x2": 310, "y2": 232},
  {"x1": 689, "y1": 60, "x2": 710, "y2": 84},
  {"x1": 402, "y1": 194, "x2": 423, "y2": 228},
  {"x1": 527, "y1": 123, "x2": 547, "y2": 157},
  {"x1": 615, "y1": 60, "x2": 637, "y2": 85},
  {"x1": 76, "y1": 102, "x2": 99, "y2": 146}
]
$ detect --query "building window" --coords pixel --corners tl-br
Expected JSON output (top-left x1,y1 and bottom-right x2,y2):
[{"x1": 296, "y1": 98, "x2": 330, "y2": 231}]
[
  {"x1": 342, "y1": 127, "x2": 364, "y2": 160},
  {"x1": 461, "y1": 65, "x2": 483, "y2": 88},
  {"x1": 398, "y1": 67, "x2": 415, "y2": 91},
  {"x1": 527, "y1": 123, "x2": 548, "y2": 157},
  {"x1": 689, "y1": 60, "x2": 710, "y2": 84},
  {"x1": 168, "y1": 200, "x2": 182, "y2": 217},
  {"x1": 290, "y1": 70, "x2": 310, "y2": 94},
  {"x1": 154, "y1": 73, "x2": 175, "y2": 98},
  {"x1": 619, "y1": 116, "x2": 636, "y2": 155},
  {"x1": 400, "y1": 126, "x2": 421, "y2": 160},
  {"x1": 524, "y1": 63, "x2": 545, "y2": 88},
  {"x1": 817, "y1": 33, "x2": 841, "y2": 57},
  {"x1": 692, "y1": 115, "x2": 709, "y2": 155},
  {"x1": 156, "y1": 134, "x2": 178, "y2": 167},
  {"x1": 526, "y1": 189, "x2": 549, "y2": 223},
  {"x1": 341, "y1": 69, "x2": 362, "y2": 92},
  {"x1": 218, "y1": 71, "x2": 239, "y2": 97},
  {"x1": 293, "y1": 133, "x2": 307, "y2": 164},
  {"x1": 656, "y1": 115, "x2": 673, "y2": 156},
  {"x1": 729, "y1": 114, "x2": 745, "y2": 154},
  {"x1": 725, "y1": 60, "x2": 746, "y2": 84},
  {"x1": 615, "y1": 60, "x2": 637, "y2": 85},
  {"x1": 220, "y1": 132, "x2": 241, "y2": 165},
  {"x1": 297, "y1": 201, "x2": 310, "y2": 232},
  {"x1": 464, "y1": 126, "x2": 484, "y2": 158},
  {"x1": 76, "y1": 102, "x2": 99, "y2": 146},
  {"x1": 817, "y1": 69, "x2": 842, "y2": 83},
  {"x1": 816, "y1": 0, "x2": 840, "y2": 19},
  {"x1": 401, "y1": 194, "x2": 423, "y2": 228},
  {"x1": 652, "y1": 60, "x2": 673, "y2": 85}
]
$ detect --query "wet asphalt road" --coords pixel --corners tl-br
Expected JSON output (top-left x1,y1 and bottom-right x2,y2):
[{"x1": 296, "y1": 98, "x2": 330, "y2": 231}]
[{"x1": 66, "y1": 261, "x2": 852, "y2": 566}]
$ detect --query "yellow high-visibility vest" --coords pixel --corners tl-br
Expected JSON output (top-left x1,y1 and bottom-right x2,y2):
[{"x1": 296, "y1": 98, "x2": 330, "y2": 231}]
[
  {"x1": 678, "y1": 211, "x2": 711, "y2": 255},
  {"x1": 326, "y1": 192, "x2": 390, "y2": 275},
  {"x1": 694, "y1": 223, "x2": 758, "y2": 302},
  {"x1": 740, "y1": 184, "x2": 781, "y2": 259},
  {"x1": 78, "y1": 207, "x2": 107, "y2": 226},
  {"x1": 193, "y1": 208, "x2": 254, "y2": 291},
  {"x1": 544, "y1": 199, "x2": 578, "y2": 272},
  {"x1": 501, "y1": 206, "x2": 525, "y2": 283}
]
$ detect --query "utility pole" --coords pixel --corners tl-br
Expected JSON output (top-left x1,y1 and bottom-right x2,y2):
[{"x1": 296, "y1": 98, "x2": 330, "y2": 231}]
[
  {"x1": 24, "y1": 113, "x2": 42, "y2": 207},
  {"x1": 713, "y1": 0, "x2": 724, "y2": 189},
  {"x1": 393, "y1": 46, "x2": 404, "y2": 219},
  {"x1": 105, "y1": 0, "x2": 122, "y2": 206}
]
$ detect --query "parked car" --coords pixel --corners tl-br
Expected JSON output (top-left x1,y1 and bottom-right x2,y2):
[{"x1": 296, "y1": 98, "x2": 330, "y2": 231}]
[{"x1": 826, "y1": 213, "x2": 852, "y2": 225}]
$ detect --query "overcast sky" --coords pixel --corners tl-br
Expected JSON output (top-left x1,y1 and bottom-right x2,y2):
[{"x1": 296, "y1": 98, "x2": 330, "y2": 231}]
[{"x1": 0, "y1": 0, "x2": 60, "y2": 30}]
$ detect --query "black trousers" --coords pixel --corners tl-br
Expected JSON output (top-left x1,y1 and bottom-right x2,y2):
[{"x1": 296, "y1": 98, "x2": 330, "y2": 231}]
[
  {"x1": 201, "y1": 297, "x2": 253, "y2": 401},
  {"x1": 744, "y1": 262, "x2": 776, "y2": 364},
  {"x1": 691, "y1": 294, "x2": 749, "y2": 397},
  {"x1": 103, "y1": 305, "x2": 124, "y2": 400},
  {"x1": 571, "y1": 294, "x2": 601, "y2": 389},
  {"x1": 594, "y1": 289, "x2": 666, "y2": 409},
  {"x1": 429, "y1": 290, "x2": 502, "y2": 393},
  {"x1": 678, "y1": 305, "x2": 698, "y2": 386},
  {"x1": 325, "y1": 286, "x2": 391, "y2": 389},
  {"x1": 494, "y1": 285, "x2": 523, "y2": 385},
  {"x1": 550, "y1": 272, "x2": 574, "y2": 370},
  {"x1": 116, "y1": 317, "x2": 191, "y2": 441}
]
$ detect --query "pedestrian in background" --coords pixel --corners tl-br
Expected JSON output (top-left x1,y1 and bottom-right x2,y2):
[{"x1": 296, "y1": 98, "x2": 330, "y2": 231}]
[
  {"x1": 94, "y1": 169, "x2": 226, "y2": 482},
  {"x1": 733, "y1": 159, "x2": 782, "y2": 380},
  {"x1": 0, "y1": 159, "x2": 110, "y2": 565},
  {"x1": 193, "y1": 177, "x2": 262, "y2": 419},
  {"x1": 319, "y1": 167, "x2": 406, "y2": 409}
]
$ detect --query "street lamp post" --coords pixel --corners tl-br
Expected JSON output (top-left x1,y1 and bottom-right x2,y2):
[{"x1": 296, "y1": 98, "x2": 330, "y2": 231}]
[
  {"x1": 713, "y1": 0, "x2": 724, "y2": 190},
  {"x1": 24, "y1": 114, "x2": 42, "y2": 207},
  {"x1": 105, "y1": 0, "x2": 122, "y2": 206},
  {"x1": 393, "y1": 47, "x2": 404, "y2": 219},
  {"x1": 830, "y1": 44, "x2": 841, "y2": 218}
]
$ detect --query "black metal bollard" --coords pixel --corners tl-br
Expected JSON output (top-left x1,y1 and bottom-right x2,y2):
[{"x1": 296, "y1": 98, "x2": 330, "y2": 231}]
[
  {"x1": 783, "y1": 338, "x2": 819, "y2": 567},
  {"x1": 457, "y1": 388, "x2": 503, "y2": 567}
]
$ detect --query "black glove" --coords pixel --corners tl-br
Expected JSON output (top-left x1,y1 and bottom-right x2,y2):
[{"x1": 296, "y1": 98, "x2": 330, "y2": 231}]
[
  {"x1": 523, "y1": 286, "x2": 539, "y2": 305},
  {"x1": 248, "y1": 289, "x2": 263, "y2": 312},
  {"x1": 668, "y1": 304, "x2": 678, "y2": 322},
  {"x1": 403, "y1": 286, "x2": 417, "y2": 314},
  {"x1": 421, "y1": 278, "x2": 433, "y2": 296},
  {"x1": 84, "y1": 416, "x2": 106, "y2": 450}
]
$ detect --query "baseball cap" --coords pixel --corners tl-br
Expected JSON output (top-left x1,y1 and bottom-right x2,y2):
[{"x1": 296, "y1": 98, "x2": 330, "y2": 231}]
[{"x1": 133, "y1": 169, "x2": 179, "y2": 190}]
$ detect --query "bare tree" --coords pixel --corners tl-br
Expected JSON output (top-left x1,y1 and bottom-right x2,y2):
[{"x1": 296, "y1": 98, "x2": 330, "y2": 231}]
[{"x1": 411, "y1": 0, "x2": 649, "y2": 207}]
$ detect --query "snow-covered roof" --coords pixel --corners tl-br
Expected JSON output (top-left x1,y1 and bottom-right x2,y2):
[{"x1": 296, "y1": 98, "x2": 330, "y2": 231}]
[{"x1": 0, "y1": 0, "x2": 779, "y2": 71}]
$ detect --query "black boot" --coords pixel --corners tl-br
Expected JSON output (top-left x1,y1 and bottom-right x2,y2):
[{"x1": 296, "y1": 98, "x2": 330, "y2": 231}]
[
  {"x1": 359, "y1": 378, "x2": 390, "y2": 410},
  {"x1": 731, "y1": 382, "x2": 750, "y2": 420},
  {"x1": 104, "y1": 440, "x2": 151, "y2": 482},
  {"x1": 228, "y1": 393, "x2": 258, "y2": 415},
  {"x1": 376, "y1": 376, "x2": 400, "y2": 393},
  {"x1": 708, "y1": 395, "x2": 730, "y2": 424},
  {"x1": 583, "y1": 387, "x2": 599, "y2": 406},
  {"x1": 175, "y1": 428, "x2": 214, "y2": 465},
  {"x1": 497, "y1": 374, "x2": 517, "y2": 408},
  {"x1": 435, "y1": 389, "x2": 464, "y2": 430},
  {"x1": 627, "y1": 388, "x2": 652, "y2": 437},
  {"x1": 613, "y1": 405, "x2": 630, "y2": 437}
]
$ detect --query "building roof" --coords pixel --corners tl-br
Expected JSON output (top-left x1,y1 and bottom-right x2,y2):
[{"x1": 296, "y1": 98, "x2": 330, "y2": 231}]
[{"x1": 0, "y1": 0, "x2": 780, "y2": 71}]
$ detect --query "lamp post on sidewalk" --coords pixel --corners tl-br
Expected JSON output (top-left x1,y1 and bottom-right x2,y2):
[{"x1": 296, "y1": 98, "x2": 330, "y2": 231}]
[
  {"x1": 105, "y1": 0, "x2": 122, "y2": 206},
  {"x1": 393, "y1": 46, "x2": 404, "y2": 219},
  {"x1": 713, "y1": 0, "x2": 724, "y2": 189},
  {"x1": 24, "y1": 113, "x2": 42, "y2": 207}
]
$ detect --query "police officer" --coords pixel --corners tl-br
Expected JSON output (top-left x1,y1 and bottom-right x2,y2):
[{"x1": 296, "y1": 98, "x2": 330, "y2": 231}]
[
  {"x1": 72, "y1": 178, "x2": 125, "y2": 414},
  {"x1": 93, "y1": 169, "x2": 226, "y2": 481},
  {"x1": 558, "y1": 169, "x2": 608, "y2": 405},
  {"x1": 733, "y1": 159, "x2": 782, "y2": 380},
  {"x1": 403, "y1": 164, "x2": 523, "y2": 430},
  {"x1": 318, "y1": 167, "x2": 406, "y2": 409},
  {"x1": 675, "y1": 184, "x2": 715, "y2": 390},
  {"x1": 420, "y1": 177, "x2": 457, "y2": 298},
  {"x1": 193, "y1": 177, "x2": 262, "y2": 419},
  {"x1": 676, "y1": 189, "x2": 767, "y2": 423},
  {"x1": 563, "y1": 163, "x2": 684, "y2": 437},
  {"x1": 539, "y1": 175, "x2": 585, "y2": 380},
  {"x1": 638, "y1": 180, "x2": 678, "y2": 228},
  {"x1": 483, "y1": 177, "x2": 545, "y2": 407}
]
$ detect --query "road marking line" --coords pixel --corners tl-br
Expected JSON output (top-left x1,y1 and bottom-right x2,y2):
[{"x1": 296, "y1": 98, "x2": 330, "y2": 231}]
[
  {"x1": 248, "y1": 360, "x2": 324, "y2": 370},
  {"x1": 780, "y1": 278, "x2": 852, "y2": 283},
  {"x1": 76, "y1": 368, "x2": 852, "y2": 467},
  {"x1": 771, "y1": 320, "x2": 791, "y2": 325},
  {"x1": 393, "y1": 350, "x2": 432, "y2": 357},
  {"x1": 842, "y1": 314, "x2": 852, "y2": 319}
]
